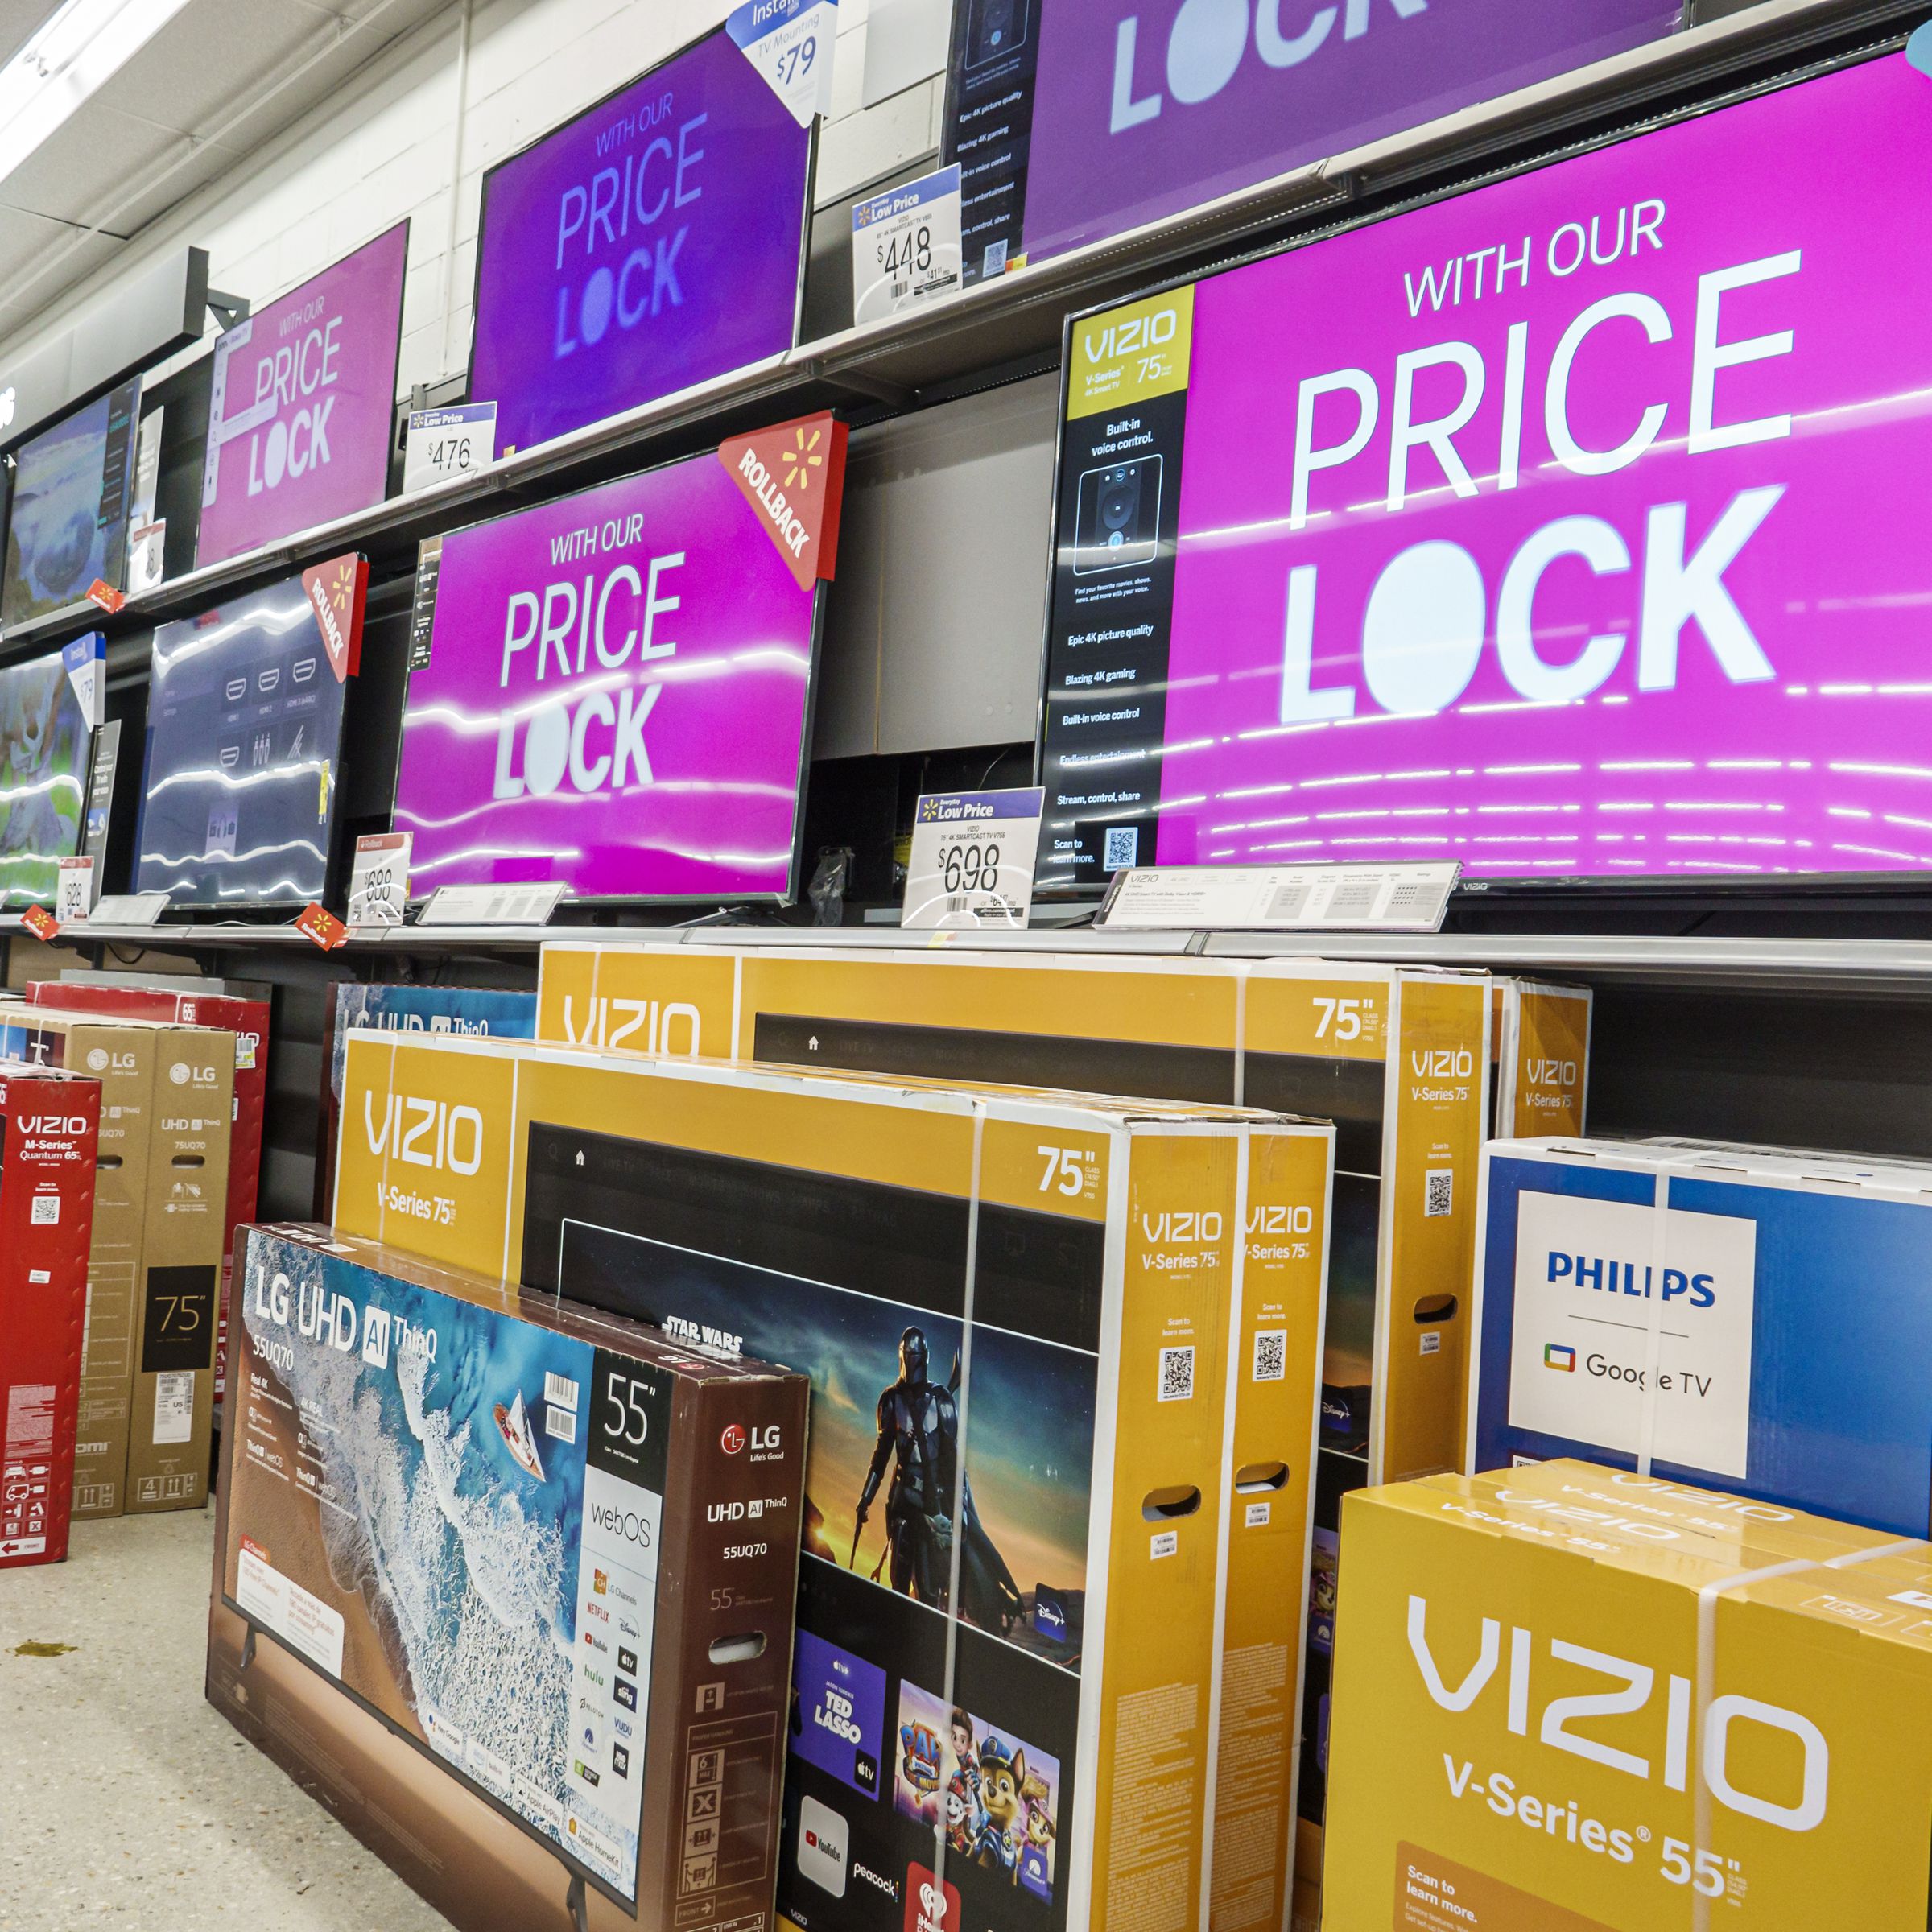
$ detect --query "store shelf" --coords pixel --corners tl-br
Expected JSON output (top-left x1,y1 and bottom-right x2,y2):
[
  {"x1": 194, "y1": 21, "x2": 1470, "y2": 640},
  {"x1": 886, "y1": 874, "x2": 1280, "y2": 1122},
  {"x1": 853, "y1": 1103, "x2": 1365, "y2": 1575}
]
[{"x1": 0, "y1": 0, "x2": 1905, "y2": 666}]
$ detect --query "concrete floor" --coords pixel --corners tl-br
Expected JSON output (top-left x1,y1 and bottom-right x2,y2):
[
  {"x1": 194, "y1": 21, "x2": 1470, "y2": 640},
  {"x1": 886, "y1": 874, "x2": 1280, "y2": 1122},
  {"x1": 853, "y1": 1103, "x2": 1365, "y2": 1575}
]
[{"x1": 0, "y1": 1508, "x2": 451, "y2": 1931}]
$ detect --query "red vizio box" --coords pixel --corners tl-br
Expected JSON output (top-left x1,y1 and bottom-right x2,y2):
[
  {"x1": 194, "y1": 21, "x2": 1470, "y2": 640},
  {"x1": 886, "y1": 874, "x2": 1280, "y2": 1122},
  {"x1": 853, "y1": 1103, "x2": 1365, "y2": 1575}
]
[
  {"x1": 26, "y1": 980, "x2": 270, "y2": 1405},
  {"x1": 0, "y1": 1062, "x2": 102, "y2": 1568}
]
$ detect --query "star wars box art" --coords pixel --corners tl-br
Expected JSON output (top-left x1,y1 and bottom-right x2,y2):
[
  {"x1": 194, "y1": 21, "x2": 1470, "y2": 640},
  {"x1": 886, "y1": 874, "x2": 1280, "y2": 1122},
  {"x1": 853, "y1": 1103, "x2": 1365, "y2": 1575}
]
[
  {"x1": 331, "y1": 1031, "x2": 1336, "y2": 1932},
  {"x1": 206, "y1": 1224, "x2": 809, "y2": 1932}
]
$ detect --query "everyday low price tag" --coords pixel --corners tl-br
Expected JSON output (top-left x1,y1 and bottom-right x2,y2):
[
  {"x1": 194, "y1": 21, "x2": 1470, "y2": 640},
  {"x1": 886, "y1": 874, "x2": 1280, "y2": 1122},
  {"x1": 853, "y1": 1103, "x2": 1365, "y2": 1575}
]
[
  {"x1": 852, "y1": 164, "x2": 963, "y2": 324},
  {"x1": 903, "y1": 788, "x2": 1043, "y2": 930},
  {"x1": 403, "y1": 402, "x2": 497, "y2": 494},
  {"x1": 346, "y1": 832, "x2": 411, "y2": 927}
]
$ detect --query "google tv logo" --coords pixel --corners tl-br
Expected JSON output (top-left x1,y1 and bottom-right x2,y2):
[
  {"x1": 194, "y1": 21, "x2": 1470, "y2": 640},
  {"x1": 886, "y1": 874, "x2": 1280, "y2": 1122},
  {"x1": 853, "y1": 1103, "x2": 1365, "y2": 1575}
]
[{"x1": 1543, "y1": 1344, "x2": 1577, "y2": 1373}]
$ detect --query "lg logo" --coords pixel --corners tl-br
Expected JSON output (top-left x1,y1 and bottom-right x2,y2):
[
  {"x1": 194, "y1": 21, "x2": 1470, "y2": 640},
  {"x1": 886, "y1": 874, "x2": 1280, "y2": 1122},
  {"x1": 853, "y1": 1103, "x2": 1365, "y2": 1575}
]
[
  {"x1": 720, "y1": 1424, "x2": 745, "y2": 1455},
  {"x1": 1109, "y1": 0, "x2": 1426, "y2": 134}
]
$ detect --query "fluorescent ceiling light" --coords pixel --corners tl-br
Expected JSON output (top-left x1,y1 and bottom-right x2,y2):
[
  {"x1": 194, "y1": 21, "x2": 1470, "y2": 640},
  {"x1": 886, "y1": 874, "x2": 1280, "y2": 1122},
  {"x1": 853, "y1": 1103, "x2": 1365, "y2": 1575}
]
[{"x1": 0, "y1": 0, "x2": 196, "y2": 191}]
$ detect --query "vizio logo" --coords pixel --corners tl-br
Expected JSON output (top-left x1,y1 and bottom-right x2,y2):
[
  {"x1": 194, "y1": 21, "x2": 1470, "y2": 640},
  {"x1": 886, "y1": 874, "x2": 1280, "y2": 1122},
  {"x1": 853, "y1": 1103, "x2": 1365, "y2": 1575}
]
[
  {"x1": 362, "y1": 1093, "x2": 485, "y2": 1174},
  {"x1": 1406, "y1": 1594, "x2": 1828, "y2": 1831}
]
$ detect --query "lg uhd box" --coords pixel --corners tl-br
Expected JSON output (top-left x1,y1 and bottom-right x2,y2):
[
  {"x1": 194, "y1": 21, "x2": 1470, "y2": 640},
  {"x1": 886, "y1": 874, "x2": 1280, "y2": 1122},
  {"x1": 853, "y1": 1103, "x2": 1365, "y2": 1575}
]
[
  {"x1": 333, "y1": 1030, "x2": 1329, "y2": 1932},
  {"x1": 0, "y1": 1063, "x2": 101, "y2": 1567},
  {"x1": 1470, "y1": 1137, "x2": 1932, "y2": 1538},
  {"x1": 209, "y1": 1223, "x2": 808, "y2": 1932},
  {"x1": 0, "y1": 1010, "x2": 233, "y2": 1516},
  {"x1": 27, "y1": 976, "x2": 270, "y2": 1411},
  {"x1": 1321, "y1": 1460, "x2": 1932, "y2": 1931}
]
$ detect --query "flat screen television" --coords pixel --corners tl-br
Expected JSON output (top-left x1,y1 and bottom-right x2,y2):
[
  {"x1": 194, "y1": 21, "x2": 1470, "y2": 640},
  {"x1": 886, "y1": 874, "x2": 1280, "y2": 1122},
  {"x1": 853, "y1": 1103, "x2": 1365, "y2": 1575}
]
[
  {"x1": 196, "y1": 221, "x2": 409, "y2": 567},
  {"x1": 134, "y1": 558, "x2": 366, "y2": 909},
  {"x1": 1038, "y1": 43, "x2": 1932, "y2": 890},
  {"x1": 467, "y1": 24, "x2": 812, "y2": 457},
  {"x1": 1, "y1": 379, "x2": 140, "y2": 627},
  {"x1": 0, "y1": 647, "x2": 92, "y2": 906},
  {"x1": 941, "y1": 0, "x2": 1677, "y2": 287},
  {"x1": 390, "y1": 416, "x2": 847, "y2": 905}
]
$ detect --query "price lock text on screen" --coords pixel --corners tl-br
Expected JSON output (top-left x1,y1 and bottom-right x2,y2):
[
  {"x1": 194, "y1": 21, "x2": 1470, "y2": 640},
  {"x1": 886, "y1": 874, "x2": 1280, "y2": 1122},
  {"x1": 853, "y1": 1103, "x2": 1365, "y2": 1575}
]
[
  {"x1": 1278, "y1": 202, "x2": 1794, "y2": 724},
  {"x1": 491, "y1": 524, "x2": 685, "y2": 801},
  {"x1": 550, "y1": 99, "x2": 705, "y2": 365}
]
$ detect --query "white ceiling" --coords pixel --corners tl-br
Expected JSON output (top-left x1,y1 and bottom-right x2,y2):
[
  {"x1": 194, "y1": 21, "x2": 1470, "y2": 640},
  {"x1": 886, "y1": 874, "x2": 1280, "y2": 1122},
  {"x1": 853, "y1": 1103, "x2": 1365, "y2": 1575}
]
[{"x1": 0, "y1": 0, "x2": 453, "y2": 348}]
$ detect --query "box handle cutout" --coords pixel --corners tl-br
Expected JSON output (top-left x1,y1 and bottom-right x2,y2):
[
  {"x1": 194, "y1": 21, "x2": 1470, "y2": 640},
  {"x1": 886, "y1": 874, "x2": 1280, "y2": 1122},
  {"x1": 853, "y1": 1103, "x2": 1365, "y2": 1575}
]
[
  {"x1": 1141, "y1": 1484, "x2": 1202, "y2": 1522},
  {"x1": 708, "y1": 1633, "x2": 767, "y2": 1666},
  {"x1": 97, "y1": 1154, "x2": 122, "y2": 1170},
  {"x1": 172, "y1": 1154, "x2": 205, "y2": 1168},
  {"x1": 1414, "y1": 1294, "x2": 1457, "y2": 1325},
  {"x1": 1235, "y1": 1460, "x2": 1289, "y2": 1494}
]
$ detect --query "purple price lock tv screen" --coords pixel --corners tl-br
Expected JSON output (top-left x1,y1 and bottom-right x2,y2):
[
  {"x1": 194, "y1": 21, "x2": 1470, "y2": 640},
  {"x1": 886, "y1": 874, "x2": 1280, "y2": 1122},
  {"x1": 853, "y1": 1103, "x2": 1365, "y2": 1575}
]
[
  {"x1": 468, "y1": 26, "x2": 811, "y2": 456},
  {"x1": 391, "y1": 445, "x2": 824, "y2": 903},
  {"x1": 1039, "y1": 47, "x2": 1932, "y2": 888}
]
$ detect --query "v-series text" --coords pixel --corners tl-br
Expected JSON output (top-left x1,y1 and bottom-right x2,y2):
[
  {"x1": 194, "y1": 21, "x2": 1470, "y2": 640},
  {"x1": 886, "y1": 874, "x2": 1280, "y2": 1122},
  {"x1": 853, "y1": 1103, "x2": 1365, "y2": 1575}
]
[
  {"x1": 1277, "y1": 196, "x2": 1808, "y2": 724},
  {"x1": 552, "y1": 93, "x2": 705, "y2": 363}
]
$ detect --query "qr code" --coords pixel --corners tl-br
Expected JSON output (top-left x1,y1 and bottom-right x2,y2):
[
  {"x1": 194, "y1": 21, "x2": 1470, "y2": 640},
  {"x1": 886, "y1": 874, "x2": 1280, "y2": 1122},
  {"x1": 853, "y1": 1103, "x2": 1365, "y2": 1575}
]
[
  {"x1": 983, "y1": 240, "x2": 1009, "y2": 276},
  {"x1": 1425, "y1": 1168, "x2": 1454, "y2": 1217},
  {"x1": 30, "y1": 1195, "x2": 59, "y2": 1224},
  {"x1": 1103, "y1": 825, "x2": 1140, "y2": 871},
  {"x1": 1158, "y1": 1345, "x2": 1195, "y2": 1403},
  {"x1": 1252, "y1": 1328, "x2": 1287, "y2": 1383}
]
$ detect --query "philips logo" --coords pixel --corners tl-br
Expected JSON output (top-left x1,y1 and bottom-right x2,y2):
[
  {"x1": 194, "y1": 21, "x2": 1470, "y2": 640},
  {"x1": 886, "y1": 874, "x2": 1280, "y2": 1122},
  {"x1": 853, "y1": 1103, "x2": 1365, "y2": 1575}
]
[
  {"x1": 1548, "y1": 1251, "x2": 1715, "y2": 1309},
  {"x1": 1408, "y1": 1594, "x2": 1827, "y2": 1831}
]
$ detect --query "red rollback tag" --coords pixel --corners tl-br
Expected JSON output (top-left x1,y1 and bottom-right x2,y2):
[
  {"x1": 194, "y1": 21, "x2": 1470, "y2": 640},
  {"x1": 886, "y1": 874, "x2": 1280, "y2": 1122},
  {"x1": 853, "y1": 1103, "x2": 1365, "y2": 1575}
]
[
  {"x1": 295, "y1": 902, "x2": 348, "y2": 951},
  {"x1": 20, "y1": 905, "x2": 58, "y2": 941}
]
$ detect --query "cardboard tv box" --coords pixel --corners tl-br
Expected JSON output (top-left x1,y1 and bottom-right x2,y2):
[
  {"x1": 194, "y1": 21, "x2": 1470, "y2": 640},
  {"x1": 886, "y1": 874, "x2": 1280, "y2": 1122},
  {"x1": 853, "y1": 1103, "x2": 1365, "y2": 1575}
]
[
  {"x1": 1489, "y1": 979, "x2": 1591, "y2": 1138},
  {"x1": 27, "y1": 976, "x2": 270, "y2": 1409},
  {"x1": 208, "y1": 1223, "x2": 809, "y2": 1932},
  {"x1": 0, "y1": 1009, "x2": 233, "y2": 1517},
  {"x1": 1320, "y1": 1459, "x2": 1932, "y2": 1930},
  {"x1": 0, "y1": 1063, "x2": 101, "y2": 1568},
  {"x1": 333, "y1": 1027, "x2": 1334, "y2": 1932},
  {"x1": 312, "y1": 981, "x2": 536, "y2": 1218},
  {"x1": 1469, "y1": 1137, "x2": 1932, "y2": 1538},
  {"x1": 534, "y1": 937, "x2": 1489, "y2": 1897}
]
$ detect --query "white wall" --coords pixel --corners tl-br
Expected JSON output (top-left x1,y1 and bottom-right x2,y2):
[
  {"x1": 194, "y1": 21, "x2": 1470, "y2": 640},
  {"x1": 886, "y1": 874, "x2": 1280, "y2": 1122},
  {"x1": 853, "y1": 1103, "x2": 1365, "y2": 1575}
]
[{"x1": 0, "y1": 0, "x2": 945, "y2": 396}]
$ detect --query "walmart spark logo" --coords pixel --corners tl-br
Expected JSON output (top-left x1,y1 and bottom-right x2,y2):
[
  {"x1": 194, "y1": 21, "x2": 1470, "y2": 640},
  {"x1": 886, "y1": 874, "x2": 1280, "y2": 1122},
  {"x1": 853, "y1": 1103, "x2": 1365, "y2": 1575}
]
[
  {"x1": 1544, "y1": 1344, "x2": 1576, "y2": 1373},
  {"x1": 782, "y1": 423, "x2": 824, "y2": 493}
]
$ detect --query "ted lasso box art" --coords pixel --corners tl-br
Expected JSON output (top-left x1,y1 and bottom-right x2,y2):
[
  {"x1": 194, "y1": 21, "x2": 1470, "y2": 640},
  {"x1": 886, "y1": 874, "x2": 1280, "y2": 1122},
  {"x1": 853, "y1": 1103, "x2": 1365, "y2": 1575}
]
[
  {"x1": 331, "y1": 1029, "x2": 1335, "y2": 1932},
  {"x1": 1320, "y1": 1459, "x2": 1932, "y2": 1932},
  {"x1": 0, "y1": 1061, "x2": 101, "y2": 1568},
  {"x1": 207, "y1": 1223, "x2": 809, "y2": 1932},
  {"x1": 1468, "y1": 1137, "x2": 1932, "y2": 1538}
]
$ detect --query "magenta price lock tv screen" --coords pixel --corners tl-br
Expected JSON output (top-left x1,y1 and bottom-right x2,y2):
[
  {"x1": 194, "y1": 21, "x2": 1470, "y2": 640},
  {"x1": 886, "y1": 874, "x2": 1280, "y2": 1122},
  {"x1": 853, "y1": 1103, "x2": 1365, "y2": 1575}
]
[
  {"x1": 196, "y1": 223, "x2": 408, "y2": 568},
  {"x1": 468, "y1": 27, "x2": 811, "y2": 456},
  {"x1": 944, "y1": 0, "x2": 1676, "y2": 285},
  {"x1": 1040, "y1": 48, "x2": 1932, "y2": 888},
  {"x1": 392, "y1": 448, "x2": 822, "y2": 902}
]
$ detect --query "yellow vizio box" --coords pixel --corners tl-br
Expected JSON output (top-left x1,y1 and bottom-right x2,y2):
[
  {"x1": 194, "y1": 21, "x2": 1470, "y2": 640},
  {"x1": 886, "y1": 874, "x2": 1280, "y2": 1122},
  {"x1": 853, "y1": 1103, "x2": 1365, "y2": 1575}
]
[
  {"x1": 535, "y1": 939, "x2": 1488, "y2": 1929},
  {"x1": 1490, "y1": 978, "x2": 1593, "y2": 1139},
  {"x1": 334, "y1": 1029, "x2": 1333, "y2": 1932},
  {"x1": 1321, "y1": 1459, "x2": 1932, "y2": 1931}
]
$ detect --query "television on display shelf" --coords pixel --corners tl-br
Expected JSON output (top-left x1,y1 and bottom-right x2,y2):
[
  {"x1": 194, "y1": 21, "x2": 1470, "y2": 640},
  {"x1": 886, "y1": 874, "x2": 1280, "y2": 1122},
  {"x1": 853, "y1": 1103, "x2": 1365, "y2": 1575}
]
[
  {"x1": 133, "y1": 555, "x2": 369, "y2": 910},
  {"x1": 941, "y1": 0, "x2": 1678, "y2": 288},
  {"x1": 0, "y1": 379, "x2": 141, "y2": 627},
  {"x1": 1037, "y1": 39, "x2": 1932, "y2": 892},
  {"x1": 389, "y1": 412, "x2": 848, "y2": 906},
  {"x1": 195, "y1": 221, "x2": 410, "y2": 568},
  {"x1": 0, "y1": 646, "x2": 94, "y2": 907},
  {"x1": 466, "y1": 23, "x2": 814, "y2": 459}
]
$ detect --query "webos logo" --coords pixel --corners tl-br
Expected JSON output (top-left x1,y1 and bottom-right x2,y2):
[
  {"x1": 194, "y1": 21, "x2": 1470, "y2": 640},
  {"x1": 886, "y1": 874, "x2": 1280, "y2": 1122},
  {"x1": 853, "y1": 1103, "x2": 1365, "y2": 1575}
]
[
  {"x1": 362, "y1": 1092, "x2": 485, "y2": 1174},
  {"x1": 589, "y1": 1501, "x2": 653, "y2": 1552},
  {"x1": 1406, "y1": 1593, "x2": 1827, "y2": 1831}
]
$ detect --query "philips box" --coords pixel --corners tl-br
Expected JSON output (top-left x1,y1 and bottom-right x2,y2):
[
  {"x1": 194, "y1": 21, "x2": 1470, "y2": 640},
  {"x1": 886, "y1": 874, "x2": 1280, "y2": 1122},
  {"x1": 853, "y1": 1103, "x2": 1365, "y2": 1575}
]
[
  {"x1": 1320, "y1": 1459, "x2": 1932, "y2": 1930},
  {"x1": 0, "y1": 1009, "x2": 234, "y2": 1517},
  {"x1": 1471, "y1": 1137, "x2": 1932, "y2": 1537},
  {"x1": 333, "y1": 1028, "x2": 1334, "y2": 1932},
  {"x1": 208, "y1": 1223, "x2": 809, "y2": 1932},
  {"x1": 0, "y1": 1063, "x2": 101, "y2": 1568}
]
